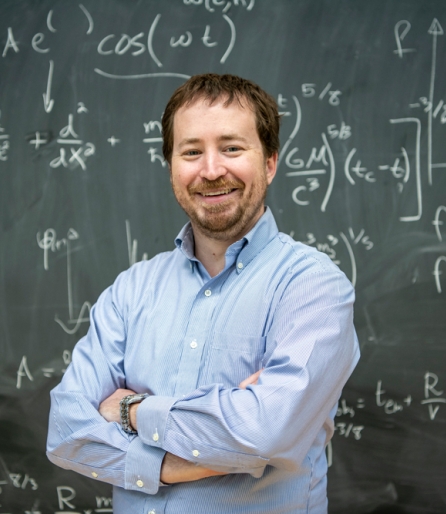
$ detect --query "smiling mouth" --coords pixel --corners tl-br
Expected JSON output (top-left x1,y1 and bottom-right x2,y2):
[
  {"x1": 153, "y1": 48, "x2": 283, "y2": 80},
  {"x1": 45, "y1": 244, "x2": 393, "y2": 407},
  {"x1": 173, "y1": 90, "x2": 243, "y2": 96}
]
[{"x1": 200, "y1": 189, "x2": 235, "y2": 197}]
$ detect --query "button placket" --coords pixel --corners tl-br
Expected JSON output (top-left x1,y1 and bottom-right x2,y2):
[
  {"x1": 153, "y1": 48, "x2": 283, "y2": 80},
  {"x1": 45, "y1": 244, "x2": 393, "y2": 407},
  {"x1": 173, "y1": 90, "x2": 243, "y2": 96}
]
[{"x1": 173, "y1": 281, "x2": 218, "y2": 396}]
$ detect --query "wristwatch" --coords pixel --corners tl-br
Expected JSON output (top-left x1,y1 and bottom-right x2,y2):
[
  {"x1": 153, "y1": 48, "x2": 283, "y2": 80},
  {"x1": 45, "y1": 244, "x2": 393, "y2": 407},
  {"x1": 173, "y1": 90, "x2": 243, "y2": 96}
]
[{"x1": 119, "y1": 393, "x2": 149, "y2": 434}]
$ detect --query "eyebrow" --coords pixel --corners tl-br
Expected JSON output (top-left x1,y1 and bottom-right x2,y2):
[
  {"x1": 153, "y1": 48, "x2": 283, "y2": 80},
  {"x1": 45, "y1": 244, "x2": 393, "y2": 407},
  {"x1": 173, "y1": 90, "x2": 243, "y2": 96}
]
[{"x1": 177, "y1": 134, "x2": 249, "y2": 148}]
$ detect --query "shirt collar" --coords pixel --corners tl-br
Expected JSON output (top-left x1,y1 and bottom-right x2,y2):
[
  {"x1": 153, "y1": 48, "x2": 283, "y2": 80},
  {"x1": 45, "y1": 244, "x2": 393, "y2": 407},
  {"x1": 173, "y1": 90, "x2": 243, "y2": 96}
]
[{"x1": 175, "y1": 206, "x2": 279, "y2": 274}]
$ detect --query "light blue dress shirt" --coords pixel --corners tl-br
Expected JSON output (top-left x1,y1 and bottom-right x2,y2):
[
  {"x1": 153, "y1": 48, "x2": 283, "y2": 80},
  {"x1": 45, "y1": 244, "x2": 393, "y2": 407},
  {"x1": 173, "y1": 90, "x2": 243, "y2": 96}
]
[{"x1": 47, "y1": 207, "x2": 359, "y2": 514}]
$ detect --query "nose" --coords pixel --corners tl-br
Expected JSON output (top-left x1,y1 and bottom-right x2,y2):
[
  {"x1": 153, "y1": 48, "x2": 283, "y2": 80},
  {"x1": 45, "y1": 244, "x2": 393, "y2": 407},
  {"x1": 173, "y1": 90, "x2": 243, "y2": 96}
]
[{"x1": 199, "y1": 148, "x2": 227, "y2": 181}]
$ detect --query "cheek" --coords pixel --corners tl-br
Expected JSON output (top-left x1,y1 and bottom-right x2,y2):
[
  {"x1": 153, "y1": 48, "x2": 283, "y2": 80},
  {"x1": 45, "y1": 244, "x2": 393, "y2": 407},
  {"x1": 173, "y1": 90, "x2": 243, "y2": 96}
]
[{"x1": 171, "y1": 167, "x2": 194, "y2": 189}]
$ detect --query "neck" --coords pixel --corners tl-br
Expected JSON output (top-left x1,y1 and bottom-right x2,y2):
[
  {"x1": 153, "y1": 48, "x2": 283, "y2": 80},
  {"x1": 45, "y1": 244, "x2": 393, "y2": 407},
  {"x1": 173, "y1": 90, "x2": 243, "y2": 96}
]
[
  {"x1": 192, "y1": 229, "x2": 234, "y2": 278},
  {"x1": 190, "y1": 207, "x2": 266, "y2": 277}
]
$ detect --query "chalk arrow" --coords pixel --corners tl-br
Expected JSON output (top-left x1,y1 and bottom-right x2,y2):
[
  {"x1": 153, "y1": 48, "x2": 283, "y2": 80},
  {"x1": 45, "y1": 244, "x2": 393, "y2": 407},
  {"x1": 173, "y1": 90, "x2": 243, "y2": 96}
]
[
  {"x1": 427, "y1": 20, "x2": 443, "y2": 184},
  {"x1": 43, "y1": 60, "x2": 54, "y2": 113},
  {"x1": 428, "y1": 18, "x2": 444, "y2": 35}
]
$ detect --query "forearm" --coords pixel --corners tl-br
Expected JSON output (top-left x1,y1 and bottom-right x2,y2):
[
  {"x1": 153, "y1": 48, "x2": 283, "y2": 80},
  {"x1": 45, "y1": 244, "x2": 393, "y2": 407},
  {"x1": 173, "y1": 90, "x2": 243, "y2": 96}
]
[
  {"x1": 160, "y1": 452, "x2": 227, "y2": 484},
  {"x1": 136, "y1": 294, "x2": 359, "y2": 475},
  {"x1": 48, "y1": 385, "x2": 166, "y2": 494},
  {"x1": 127, "y1": 375, "x2": 263, "y2": 483}
]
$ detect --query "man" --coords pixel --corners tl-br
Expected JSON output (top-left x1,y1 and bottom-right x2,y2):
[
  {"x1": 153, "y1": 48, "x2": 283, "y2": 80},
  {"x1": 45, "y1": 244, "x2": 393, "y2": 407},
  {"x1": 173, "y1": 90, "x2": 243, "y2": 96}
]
[{"x1": 47, "y1": 73, "x2": 359, "y2": 513}]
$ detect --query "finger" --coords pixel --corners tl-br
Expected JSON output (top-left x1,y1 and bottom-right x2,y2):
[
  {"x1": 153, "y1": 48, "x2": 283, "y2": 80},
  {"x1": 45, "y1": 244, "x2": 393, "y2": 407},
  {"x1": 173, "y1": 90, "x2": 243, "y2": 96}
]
[{"x1": 239, "y1": 369, "x2": 263, "y2": 389}]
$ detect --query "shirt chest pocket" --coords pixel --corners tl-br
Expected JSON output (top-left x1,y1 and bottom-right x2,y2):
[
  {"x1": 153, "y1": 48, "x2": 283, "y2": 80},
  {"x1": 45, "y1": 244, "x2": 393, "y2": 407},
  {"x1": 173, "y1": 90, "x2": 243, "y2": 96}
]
[{"x1": 202, "y1": 332, "x2": 266, "y2": 388}]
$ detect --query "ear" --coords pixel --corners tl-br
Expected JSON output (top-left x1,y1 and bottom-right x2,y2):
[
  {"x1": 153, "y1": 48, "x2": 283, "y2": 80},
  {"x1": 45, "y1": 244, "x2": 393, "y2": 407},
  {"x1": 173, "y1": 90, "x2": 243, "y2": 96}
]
[{"x1": 265, "y1": 152, "x2": 278, "y2": 185}]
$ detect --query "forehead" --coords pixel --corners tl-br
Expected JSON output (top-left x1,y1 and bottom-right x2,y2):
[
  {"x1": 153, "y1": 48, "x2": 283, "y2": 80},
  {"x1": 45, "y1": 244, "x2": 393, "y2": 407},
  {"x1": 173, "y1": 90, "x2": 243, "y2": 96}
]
[{"x1": 173, "y1": 97, "x2": 257, "y2": 138}]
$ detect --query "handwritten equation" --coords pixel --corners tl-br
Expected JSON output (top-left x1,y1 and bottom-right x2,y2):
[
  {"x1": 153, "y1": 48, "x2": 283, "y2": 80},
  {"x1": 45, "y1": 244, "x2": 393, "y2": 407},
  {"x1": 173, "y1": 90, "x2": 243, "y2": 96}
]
[
  {"x1": 0, "y1": 3, "x2": 445, "y2": 511},
  {"x1": 0, "y1": 478, "x2": 112, "y2": 514}
]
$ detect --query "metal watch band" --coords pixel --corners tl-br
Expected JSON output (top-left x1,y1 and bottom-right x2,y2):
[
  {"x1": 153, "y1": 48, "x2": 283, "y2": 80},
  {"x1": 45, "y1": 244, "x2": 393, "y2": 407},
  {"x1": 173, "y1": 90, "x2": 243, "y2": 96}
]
[{"x1": 119, "y1": 393, "x2": 149, "y2": 434}]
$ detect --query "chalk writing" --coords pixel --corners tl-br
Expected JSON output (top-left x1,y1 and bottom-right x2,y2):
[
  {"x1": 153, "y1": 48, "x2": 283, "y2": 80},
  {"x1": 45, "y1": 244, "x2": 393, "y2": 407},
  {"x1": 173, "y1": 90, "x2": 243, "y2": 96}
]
[
  {"x1": 28, "y1": 131, "x2": 50, "y2": 150},
  {"x1": 422, "y1": 372, "x2": 445, "y2": 420},
  {"x1": 9, "y1": 473, "x2": 38, "y2": 491},
  {"x1": 96, "y1": 13, "x2": 235, "y2": 69},
  {"x1": 334, "y1": 422, "x2": 364, "y2": 440},
  {"x1": 327, "y1": 122, "x2": 351, "y2": 140},
  {"x1": 3, "y1": 5, "x2": 93, "y2": 58},
  {"x1": 375, "y1": 380, "x2": 412, "y2": 414},
  {"x1": 393, "y1": 20, "x2": 416, "y2": 58},
  {"x1": 301, "y1": 82, "x2": 342, "y2": 106},
  {"x1": 301, "y1": 229, "x2": 372, "y2": 286},
  {"x1": 433, "y1": 206, "x2": 446, "y2": 242},
  {"x1": 344, "y1": 149, "x2": 375, "y2": 184},
  {"x1": 42, "y1": 60, "x2": 54, "y2": 113},
  {"x1": 49, "y1": 114, "x2": 95, "y2": 171},
  {"x1": 433, "y1": 256, "x2": 446, "y2": 293},
  {"x1": 107, "y1": 136, "x2": 120, "y2": 147},
  {"x1": 427, "y1": 18, "x2": 444, "y2": 185},
  {"x1": 79, "y1": 4, "x2": 94, "y2": 35},
  {"x1": 16, "y1": 356, "x2": 33, "y2": 389},
  {"x1": 36, "y1": 228, "x2": 91, "y2": 333},
  {"x1": 2, "y1": 27, "x2": 19, "y2": 57},
  {"x1": 0, "y1": 111, "x2": 10, "y2": 161},
  {"x1": 183, "y1": 0, "x2": 255, "y2": 12},
  {"x1": 143, "y1": 120, "x2": 165, "y2": 166},
  {"x1": 16, "y1": 351, "x2": 71, "y2": 388},
  {"x1": 53, "y1": 486, "x2": 112, "y2": 513},
  {"x1": 286, "y1": 134, "x2": 335, "y2": 212},
  {"x1": 126, "y1": 221, "x2": 148, "y2": 267}
]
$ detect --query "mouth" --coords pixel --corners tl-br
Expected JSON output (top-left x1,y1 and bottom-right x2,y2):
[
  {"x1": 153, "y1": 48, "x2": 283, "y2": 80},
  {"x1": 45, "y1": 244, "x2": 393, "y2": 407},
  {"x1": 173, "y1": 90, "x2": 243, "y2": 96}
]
[
  {"x1": 200, "y1": 188, "x2": 235, "y2": 197},
  {"x1": 195, "y1": 187, "x2": 240, "y2": 205}
]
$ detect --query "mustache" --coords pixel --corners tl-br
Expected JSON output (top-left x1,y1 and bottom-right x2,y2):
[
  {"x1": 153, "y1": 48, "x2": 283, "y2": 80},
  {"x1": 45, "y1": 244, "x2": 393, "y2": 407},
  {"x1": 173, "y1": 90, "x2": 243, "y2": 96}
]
[{"x1": 188, "y1": 177, "x2": 245, "y2": 194}]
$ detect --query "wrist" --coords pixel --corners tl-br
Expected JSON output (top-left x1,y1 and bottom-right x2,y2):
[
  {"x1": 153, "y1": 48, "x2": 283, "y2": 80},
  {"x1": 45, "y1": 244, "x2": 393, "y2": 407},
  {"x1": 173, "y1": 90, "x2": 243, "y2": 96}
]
[
  {"x1": 119, "y1": 393, "x2": 149, "y2": 434},
  {"x1": 129, "y1": 403, "x2": 139, "y2": 431}
]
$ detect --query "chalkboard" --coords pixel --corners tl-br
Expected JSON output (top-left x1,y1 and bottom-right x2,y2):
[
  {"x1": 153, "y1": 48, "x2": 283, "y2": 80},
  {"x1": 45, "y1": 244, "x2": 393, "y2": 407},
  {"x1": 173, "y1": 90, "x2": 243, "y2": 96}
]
[{"x1": 1, "y1": 0, "x2": 445, "y2": 512}]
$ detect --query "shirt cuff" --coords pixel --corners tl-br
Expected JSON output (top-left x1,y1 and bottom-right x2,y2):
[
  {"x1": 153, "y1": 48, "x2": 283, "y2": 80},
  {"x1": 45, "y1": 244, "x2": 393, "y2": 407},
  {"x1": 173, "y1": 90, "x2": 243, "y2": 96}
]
[
  {"x1": 136, "y1": 395, "x2": 178, "y2": 449},
  {"x1": 125, "y1": 435, "x2": 166, "y2": 495}
]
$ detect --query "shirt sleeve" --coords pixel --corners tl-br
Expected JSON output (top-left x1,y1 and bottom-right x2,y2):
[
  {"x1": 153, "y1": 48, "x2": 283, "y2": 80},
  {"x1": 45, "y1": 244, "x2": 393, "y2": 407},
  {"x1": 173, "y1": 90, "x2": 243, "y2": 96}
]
[
  {"x1": 46, "y1": 269, "x2": 166, "y2": 495},
  {"x1": 136, "y1": 267, "x2": 360, "y2": 477}
]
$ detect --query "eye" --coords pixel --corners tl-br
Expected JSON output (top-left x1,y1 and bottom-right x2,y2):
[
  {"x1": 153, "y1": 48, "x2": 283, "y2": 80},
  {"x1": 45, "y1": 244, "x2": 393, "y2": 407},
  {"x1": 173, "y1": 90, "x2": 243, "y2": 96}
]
[
  {"x1": 183, "y1": 149, "x2": 201, "y2": 156},
  {"x1": 224, "y1": 146, "x2": 241, "y2": 153}
]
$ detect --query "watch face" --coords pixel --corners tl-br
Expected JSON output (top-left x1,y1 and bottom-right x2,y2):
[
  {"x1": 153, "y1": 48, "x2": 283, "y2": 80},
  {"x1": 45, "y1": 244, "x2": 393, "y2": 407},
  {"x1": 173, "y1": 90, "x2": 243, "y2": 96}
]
[{"x1": 129, "y1": 393, "x2": 148, "y2": 404}]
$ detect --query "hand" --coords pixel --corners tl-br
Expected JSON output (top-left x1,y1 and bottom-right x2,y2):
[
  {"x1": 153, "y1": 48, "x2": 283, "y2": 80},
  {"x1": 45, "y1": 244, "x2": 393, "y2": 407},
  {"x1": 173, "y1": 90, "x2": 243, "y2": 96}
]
[
  {"x1": 98, "y1": 388, "x2": 136, "y2": 423},
  {"x1": 238, "y1": 369, "x2": 263, "y2": 389}
]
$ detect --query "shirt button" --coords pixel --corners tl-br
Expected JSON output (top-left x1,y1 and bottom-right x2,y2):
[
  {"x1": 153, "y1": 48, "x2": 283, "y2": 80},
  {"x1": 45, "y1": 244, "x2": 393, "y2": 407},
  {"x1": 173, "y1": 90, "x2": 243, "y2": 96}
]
[
  {"x1": 152, "y1": 433, "x2": 159, "y2": 442},
  {"x1": 190, "y1": 341, "x2": 198, "y2": 349},
  {"x1": 91, "y1": 472, "x2": 98, "y2": 478},
  {"x1": 204, "y1": 289, "x2": 211, "y2": 297},
  {"x1": 192, "y1": 449, "x2": 200, "y2": 457},
  {"x1": 148, "y1": 510, "x2": 156, "y2": 514},
  {"x1": 136, "y1": 479, "x2": 144, "y2": 487},
  {"x1": 237, "y1": 262, "x2": 244, "y2": 269}
]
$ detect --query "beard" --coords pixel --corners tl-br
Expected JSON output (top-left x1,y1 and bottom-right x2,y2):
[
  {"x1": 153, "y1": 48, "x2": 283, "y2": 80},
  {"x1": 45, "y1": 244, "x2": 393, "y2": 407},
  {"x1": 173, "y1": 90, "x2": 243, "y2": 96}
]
[{"x1": 173, "y1": 173, "x2": 269, "y2": 242}]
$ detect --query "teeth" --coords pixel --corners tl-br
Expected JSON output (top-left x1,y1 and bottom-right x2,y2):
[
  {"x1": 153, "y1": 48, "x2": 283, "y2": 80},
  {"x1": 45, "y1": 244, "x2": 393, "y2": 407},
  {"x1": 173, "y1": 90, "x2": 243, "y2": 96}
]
[{"x1": 202, "y1": 189, "x2": 231, "y2": 196}]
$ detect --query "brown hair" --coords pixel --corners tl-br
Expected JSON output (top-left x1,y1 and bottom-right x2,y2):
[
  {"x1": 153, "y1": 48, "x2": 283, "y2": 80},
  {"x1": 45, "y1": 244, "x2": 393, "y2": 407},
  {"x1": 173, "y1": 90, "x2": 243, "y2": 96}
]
[{"x1": 162, "y1": 73, "x2": 280, "y2": 164}]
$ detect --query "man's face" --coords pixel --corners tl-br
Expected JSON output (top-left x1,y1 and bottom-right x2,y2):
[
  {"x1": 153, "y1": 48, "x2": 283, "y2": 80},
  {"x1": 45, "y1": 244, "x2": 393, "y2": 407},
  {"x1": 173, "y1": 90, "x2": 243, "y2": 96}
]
[{"x1": 170, "y1": 97, "x2": 277, "y2": 242}]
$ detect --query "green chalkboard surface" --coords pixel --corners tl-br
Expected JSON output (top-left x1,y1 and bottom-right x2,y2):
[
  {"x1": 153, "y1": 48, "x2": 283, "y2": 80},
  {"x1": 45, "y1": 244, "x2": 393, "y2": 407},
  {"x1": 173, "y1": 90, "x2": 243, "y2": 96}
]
[{"x1": 1, "y1": 1, "x2": 445, "y2": 512}]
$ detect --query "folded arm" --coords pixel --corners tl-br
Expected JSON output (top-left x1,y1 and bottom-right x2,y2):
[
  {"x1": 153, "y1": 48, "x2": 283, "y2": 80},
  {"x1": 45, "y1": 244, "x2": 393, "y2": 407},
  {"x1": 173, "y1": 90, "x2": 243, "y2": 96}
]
[
  {"x1": 97, "y1": 371, "x2": 262, "y2": 484},
  {"x1": 46, "y1": 270, "x2": 167, "y2": 495},
  {"x1": 134, "y1": 270, "x2": 359, "y2": 476}
]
